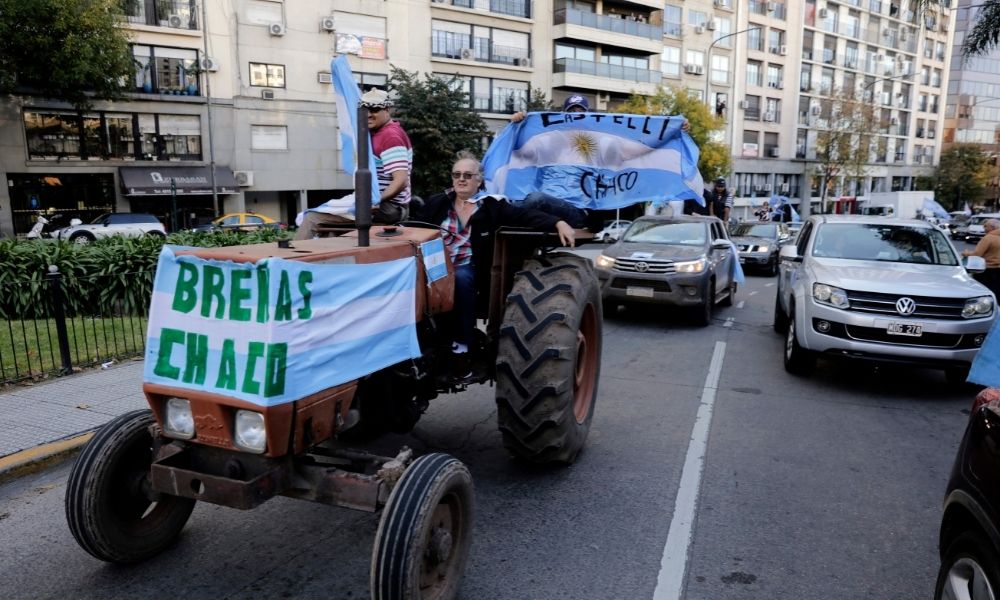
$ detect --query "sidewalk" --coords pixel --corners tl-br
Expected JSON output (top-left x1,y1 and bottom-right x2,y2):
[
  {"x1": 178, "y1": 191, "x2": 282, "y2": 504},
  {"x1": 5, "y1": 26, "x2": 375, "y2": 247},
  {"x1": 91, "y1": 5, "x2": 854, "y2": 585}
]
[{"x1": 0, "y1": 360, "x2": 147, "y2": 477}]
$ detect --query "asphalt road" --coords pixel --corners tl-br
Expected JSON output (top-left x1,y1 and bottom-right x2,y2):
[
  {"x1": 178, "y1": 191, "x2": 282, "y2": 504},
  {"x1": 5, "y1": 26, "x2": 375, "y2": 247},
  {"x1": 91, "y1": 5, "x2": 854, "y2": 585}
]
[{"x1": 0, "y1": 245, "x2": 979, "y2": 599}]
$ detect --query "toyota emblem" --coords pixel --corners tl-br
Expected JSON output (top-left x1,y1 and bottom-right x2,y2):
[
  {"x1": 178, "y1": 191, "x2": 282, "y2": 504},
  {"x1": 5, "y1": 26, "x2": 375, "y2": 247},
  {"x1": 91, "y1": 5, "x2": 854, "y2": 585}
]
[
  {"x1": 895, "y1": 297, "x2": 916, "y2": 316},
  {"x1": 634, "y1": 261, "x2": 649, "y2": 272}
]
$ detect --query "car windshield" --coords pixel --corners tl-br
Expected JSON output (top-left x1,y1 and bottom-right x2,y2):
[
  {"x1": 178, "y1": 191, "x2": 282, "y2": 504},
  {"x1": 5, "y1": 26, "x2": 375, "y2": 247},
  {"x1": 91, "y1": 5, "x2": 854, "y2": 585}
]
[
  {"x1": 733, "y1": 223, "x2": 777, "y2": 238},
  {"x1": 811, "y1": 223, "x2": 959, "y2": 265},
  {"x1": 622, "y1": 221, "x2": 706, "y2": 245}
]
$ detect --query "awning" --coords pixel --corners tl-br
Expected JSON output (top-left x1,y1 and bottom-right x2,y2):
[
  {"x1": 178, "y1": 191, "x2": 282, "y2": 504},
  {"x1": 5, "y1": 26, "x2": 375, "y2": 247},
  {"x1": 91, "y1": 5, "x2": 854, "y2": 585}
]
[{"x1": 119, "y1": 166, "x2": 239, "y2": 196}]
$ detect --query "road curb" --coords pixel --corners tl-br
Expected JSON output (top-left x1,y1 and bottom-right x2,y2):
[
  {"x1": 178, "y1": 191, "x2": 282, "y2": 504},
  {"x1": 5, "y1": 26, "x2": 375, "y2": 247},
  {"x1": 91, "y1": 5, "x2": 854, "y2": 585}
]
[{"x1": 0, "y1": 432, "x2": 94, "y2": 483}]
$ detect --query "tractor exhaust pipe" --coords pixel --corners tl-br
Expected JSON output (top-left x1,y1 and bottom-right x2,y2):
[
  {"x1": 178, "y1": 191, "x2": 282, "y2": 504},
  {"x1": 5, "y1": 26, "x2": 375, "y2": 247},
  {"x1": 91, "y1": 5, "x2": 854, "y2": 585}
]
[{"x1": 355, "y1": 105, "x2": 372, "y2": 248}]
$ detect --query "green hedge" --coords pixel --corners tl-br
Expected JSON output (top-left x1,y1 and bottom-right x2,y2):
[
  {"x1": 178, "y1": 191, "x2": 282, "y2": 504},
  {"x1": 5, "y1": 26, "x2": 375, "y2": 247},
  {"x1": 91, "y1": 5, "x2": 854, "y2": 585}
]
[{"x1": 0, "y1": 229, "x2": 293, "y2": 320}]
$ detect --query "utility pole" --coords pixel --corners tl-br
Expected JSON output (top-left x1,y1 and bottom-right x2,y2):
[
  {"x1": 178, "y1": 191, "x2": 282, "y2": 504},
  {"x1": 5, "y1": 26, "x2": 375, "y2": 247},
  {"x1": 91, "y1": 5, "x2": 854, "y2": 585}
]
[{"x1": 201, "y1": 0, "x2": 219, "y2": 217}]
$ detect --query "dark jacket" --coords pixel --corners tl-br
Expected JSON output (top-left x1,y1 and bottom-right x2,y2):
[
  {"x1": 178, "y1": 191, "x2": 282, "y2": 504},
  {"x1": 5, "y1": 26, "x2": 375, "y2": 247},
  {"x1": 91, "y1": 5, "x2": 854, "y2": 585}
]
[{"x1": 414, "y1": 190, "x2": 562, "y2": 303}]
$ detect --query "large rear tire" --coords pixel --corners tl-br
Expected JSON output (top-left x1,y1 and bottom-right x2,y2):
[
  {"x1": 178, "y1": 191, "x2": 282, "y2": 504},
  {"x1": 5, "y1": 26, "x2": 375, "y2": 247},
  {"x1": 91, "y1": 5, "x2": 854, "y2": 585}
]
[
  {"x1": 496, "y1": 254, "x2": 602, "y2": 464},
  {"x1": 371, "y1": 453, "x2": 474, "y2": 600},
  {"x1": 783, "y1": 304, "x2": 815, "y2": 376},
  {"x1": 65, "y1": 410, "x2": 195, "y2": 564}
]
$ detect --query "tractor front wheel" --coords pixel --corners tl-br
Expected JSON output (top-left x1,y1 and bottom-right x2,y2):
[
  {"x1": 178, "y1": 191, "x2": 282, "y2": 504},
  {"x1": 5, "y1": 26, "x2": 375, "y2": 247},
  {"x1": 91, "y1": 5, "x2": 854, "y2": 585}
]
[{"x1": 495, "y1": 254, "x2": 602, "y2": 465}]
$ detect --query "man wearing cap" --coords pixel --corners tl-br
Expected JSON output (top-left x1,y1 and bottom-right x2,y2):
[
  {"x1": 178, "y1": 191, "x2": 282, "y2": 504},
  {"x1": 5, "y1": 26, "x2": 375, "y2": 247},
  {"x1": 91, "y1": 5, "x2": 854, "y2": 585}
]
[
  {"x1": 295, "y1": 88, "x2": 413, "y2": 239},
  {"x1": 705, "y1": 177, "x2": 733, "y2": 225}
]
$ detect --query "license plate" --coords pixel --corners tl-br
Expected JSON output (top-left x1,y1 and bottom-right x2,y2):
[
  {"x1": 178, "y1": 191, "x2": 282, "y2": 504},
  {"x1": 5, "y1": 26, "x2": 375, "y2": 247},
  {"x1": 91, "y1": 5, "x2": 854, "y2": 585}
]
[
  {"x1": 626, "y1": 286, "x2": 654, "y2": 298},
  {"x1": 887, "y1": 322, "x2": 923, "y2": 337}
]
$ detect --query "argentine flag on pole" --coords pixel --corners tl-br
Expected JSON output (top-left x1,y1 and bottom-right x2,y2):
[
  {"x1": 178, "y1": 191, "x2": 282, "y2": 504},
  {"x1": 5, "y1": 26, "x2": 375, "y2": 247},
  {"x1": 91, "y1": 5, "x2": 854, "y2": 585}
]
[
  {"x1": 330, "y1": 55, "x2": 379, "y2": 205},
  {"x1": 922, "y1": 197, "x2": 951, "y2": 220},
  {"x1": 143, "y1": 246, "x2": 420, "y2": 408},
  {"x1": 482, "y1": 113, "x2": 704, "y2": 210}
]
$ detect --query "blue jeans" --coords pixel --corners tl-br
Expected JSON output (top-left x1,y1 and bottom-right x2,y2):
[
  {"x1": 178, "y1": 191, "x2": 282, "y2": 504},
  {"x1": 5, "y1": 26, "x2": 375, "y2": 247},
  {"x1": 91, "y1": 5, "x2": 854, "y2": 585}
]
[
  {"x1": 454, "y1": 263, "x2": 477, "y2": 347},
  {"x1": 520, "y1": 192, "x2": 587, "y2": 228}
]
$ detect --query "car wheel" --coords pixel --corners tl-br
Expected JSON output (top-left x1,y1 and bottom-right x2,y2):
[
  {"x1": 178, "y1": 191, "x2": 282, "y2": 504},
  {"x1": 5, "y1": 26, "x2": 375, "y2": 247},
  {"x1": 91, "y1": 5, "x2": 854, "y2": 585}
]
[
  {"x1": 720, "y1": 280, "x2": 736, "y2": 307},
  {"x1": 773, "y1": 292, "x2": 789, "y2": 334},
  {"x1": 783, "y1": 304, "x2": 815, "y2": 375},
  {"x1": 695, "y1": 280, "x2": 714, "y2": 327},
  {"x1": 69, "y1": 231, "x2": 95, "y2": 245},
  {"x1": 145, "y1": 231, "x2": 166, "y2": 239},
  {"x1": 935, "y1": 530, "x2": 1000, "y2": 600},
  {"x1": 768, "y1": 256, "x2": 779, "y2": 277}
]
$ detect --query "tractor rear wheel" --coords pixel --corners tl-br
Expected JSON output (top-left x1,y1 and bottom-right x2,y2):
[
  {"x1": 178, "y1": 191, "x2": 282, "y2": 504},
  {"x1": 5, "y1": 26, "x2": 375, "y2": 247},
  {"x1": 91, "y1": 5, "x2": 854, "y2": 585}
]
[{"x1": 495, "y1": 254, "x2": 602, "y2": 465}]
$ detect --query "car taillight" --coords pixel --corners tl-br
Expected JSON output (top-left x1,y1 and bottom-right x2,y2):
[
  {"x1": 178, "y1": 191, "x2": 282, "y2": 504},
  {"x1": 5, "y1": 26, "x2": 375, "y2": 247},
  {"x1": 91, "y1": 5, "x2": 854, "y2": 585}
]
[{"x1": 971, "y1": 388, "x2": 1000, "y2": 414}]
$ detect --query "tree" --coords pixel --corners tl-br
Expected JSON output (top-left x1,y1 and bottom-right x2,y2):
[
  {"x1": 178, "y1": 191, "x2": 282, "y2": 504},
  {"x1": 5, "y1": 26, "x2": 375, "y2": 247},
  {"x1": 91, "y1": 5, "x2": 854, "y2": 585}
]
[
  {"x1": 911, "y1": 0, "x2": 1000, "y2": 58},
  {"x1": 812, "y1": 87, "x2": 879, "y2": 212},
  {"x1": 387, "y1": 67, "x2": 489, "y2": 200},
  {"x1": 0, "y1": 0, "x2": 135, "y2": 108},
  {"x1": 524, "y1": 87, "x2": 554, "y2": 111},
  {"x1": 928, "y1": 144, "x2": 993, "y2": 210},
  {"x1": 618, "y1": 86, "x2": 731, "y2": 182}
]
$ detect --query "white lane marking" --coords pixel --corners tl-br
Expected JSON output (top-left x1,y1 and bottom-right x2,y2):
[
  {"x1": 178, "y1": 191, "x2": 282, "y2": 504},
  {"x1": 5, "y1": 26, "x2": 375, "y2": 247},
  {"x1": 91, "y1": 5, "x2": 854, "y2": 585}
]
[
  {"x1": 748, "y1": 291, "x2": 758, "y2": 296},
  {"x1": 765, "y1": 282, "x2": 775, "y2": 287},
  {"x1": 736, "y1": 301, "x2": 745, "y2": 309},
  {"x1": 722, "y1": 317, "x2": 734, "y2": 328},
  {"x1": 653, "y1": 341, "x2": 727, "y2": 600}
]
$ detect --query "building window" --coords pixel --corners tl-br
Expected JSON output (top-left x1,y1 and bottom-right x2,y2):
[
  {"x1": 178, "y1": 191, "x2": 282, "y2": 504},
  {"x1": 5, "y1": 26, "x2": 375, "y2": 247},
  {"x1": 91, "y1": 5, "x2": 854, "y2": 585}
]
[
  {"x1": 451, "y1": 0, "x2": 530, "y2": 18},
  {"x1": 158, "y1": 115, "x2": 202, "y2": 160},
  {"x1": 251, "y1": 125, "x2": 288, "y2": 150},
  {"x1": 353, "y1": 72, "x2": 388, "y2": 90},
  {"x1": 742, "y1": 129, "x2": 760, "y2": 157},
  {"x1": 126, "y1": 0, "x2": 199, "y2": 30},
  {"x1": 24, "y1": 110, "x2": 200, "y2": 161},
  {"x1": 132, "y1": 44, "x2": 200, "y2": 95},
  {"x1": 24, "y1": 112, "x2": 83, "y2": 160},
  {"x1": 432, "y1": 20, "x2": 529, "y2": 65},
  {"x1": 249, "y1": 63, "x2": 285, "y2": 88},
  {"x1": 555, "y1": 43, "x2": 596, "y2": 62},
  {"x1": 713, "y1": 17, "x2": 732, "y2": 47},
  {"x1": 688, "y1": 10, "x2": 707, "y2": 27},
  {"x1": 747, "y1": 27, "x2": 764, "y2": 52},
  {"x1": 686, "y1": 50, "x2": 704, "y2": 68},
  {"x1": 472, "y1": 77, "x2": 529, "y2": 113},
  {"x1": 747, "y1": 61, "x2": 763, "y2": 87},
  {"x1": 663, "y1": 4, "x2": 682, "y2": 37},
  {"x1": 334, "y1": 12, "x2": 387, "y2": 60},
  {"x1": 601, "y1": 54, "x2": 649, "y2": 69},
  {"x1": 711, "y1": 55, "x2": 729, "y2": 85},
  {"x1": 661, "y1": 46, "x2": 681, "y2": 77},
  {"x1": 745, "y1": 95, "x2": 761, "y2": 120},
  {"x1": 766, "y1": 64, "x2": 783, "y2": 89},
  {"x1": 768, "y1": 29, "x2": 785, "y2": 53},
  {"x1": 765, "y1": 98, "x2": 781, "y2": 123}
]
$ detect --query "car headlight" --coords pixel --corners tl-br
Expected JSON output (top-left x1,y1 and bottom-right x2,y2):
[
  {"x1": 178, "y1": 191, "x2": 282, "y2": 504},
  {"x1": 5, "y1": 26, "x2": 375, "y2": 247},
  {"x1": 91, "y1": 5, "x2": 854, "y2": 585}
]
[
  {"x1": 164, "y1": 398, "x2": 194, "y2": 439},
  {"x1": 756, "y1": 245, "x2": 770, "y2": 253},
  {"x1": 963, "y1": 296, "x2": 994, "y2": 318},
  {"x1": 595, "y1": 254, "x2": 615, "y2": 269},
  {"x1": 234, "y1": 410, "x2": 267, "y2": 453},
  {"x1": 675, "y1": 257, "x2": 707, "y2": 273},
  {"x1": 812, "y1": 283, "x2": 850, "y2": 308}
]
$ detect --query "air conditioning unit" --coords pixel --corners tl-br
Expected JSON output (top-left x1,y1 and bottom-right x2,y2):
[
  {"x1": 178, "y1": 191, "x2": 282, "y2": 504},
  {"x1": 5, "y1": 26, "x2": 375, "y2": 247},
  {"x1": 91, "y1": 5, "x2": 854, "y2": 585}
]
[
  {"x1": 694, "y1": 25, "x2": 705, "y2": 34},
  {"x1": 779, "y1": 183, "x2": 790, "y2": 193},
  {"x1": 234, "y1": 171, "x2": 254, "y2": 187},
  {"x1": 684, "y1": 63, "x2": 700, "y2": 74},
  {"x1": 514, "y1": 57, "x2": 531, "y2": 67},
  {"x1": 261, "y1": 89, "x2": 275, "y2": 100},
  {"x1": 754, "y1": 185, "x2": 765, "y2": 192},
  {"x1": 780, "y1": 45, "x2": 788, "y2": 56},
  {"x1": 767, "y1": 1, "x2": 777, "y2": 12},
  {"x1": 810, "y1": 105, "x2": 821, "y2": 116},
  {"x1": 890, "y1": 116, "x2": 899, "y2": 125},
  {"x1": 269, "y1": 22, "x2": 286, "y2": 36},
  {"x1": 706, "y1": 21, "x2": 716, "y2": 31},
  {"x1": 167, "y1": 13, "x2": 184, "y2": 28},
  {"x1": 199, "y1": 56, "x2": 219, "y2": 72},
  {"x1": 764, "y1": 184, "x2": 773, "y2": 191},
  {"x1": 320, "y1": 17, "x2": 336, "y2": 31},
  {"x1": 595, "y1": 92, "x2": 611, "y2": 110},
  {"x1": 738, "y1": 100, "x2": 750, "y2": 109},
  {"x1": 318, "y1": 71, "x2": 332, "y2": 84},
  {"x1": 763, "y1": 111, "x2": 775, "y2": 122},
  {"x1": 818, "y1": 8, "x2": 829, "y2": 19},
  {"x1": 459, "y1": 48, "x2": 475, "y2": 60},
  {"x1": 713, "y1": 0, "x2": 724, "y2": 6},
  {"x1": 768, "y1": 148, "x2": 780, "y2": 158},
  {"x1": 928, "y1": 130, "x2": 937, "y2": 139},
  {"x1": 432, "y1": 0, "x2": 448, "y2": 3}
]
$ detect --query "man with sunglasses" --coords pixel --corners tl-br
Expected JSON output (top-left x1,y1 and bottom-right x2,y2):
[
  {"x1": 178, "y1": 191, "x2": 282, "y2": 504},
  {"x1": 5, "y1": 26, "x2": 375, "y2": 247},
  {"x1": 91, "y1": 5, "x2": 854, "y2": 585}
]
[{"x1": 295, "y1": 89, "x2": 412, "y2": 239}]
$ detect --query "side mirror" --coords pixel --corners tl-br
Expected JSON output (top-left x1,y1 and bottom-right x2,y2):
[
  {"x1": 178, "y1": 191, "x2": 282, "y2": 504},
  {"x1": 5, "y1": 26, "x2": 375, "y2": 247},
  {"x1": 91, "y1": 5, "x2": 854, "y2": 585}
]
[
  {"x1": 70, "y1": 218, "x2": 82, "y2": 226},
  {"x1": 965, "y1": 255, "x2": 987, "y2": 274},
  {"x1": 779, "y1": 244, "x2": 802, "y2": 262},
  {"x1": 711, "y1": 239, "x2": 731, "y2": 250}
]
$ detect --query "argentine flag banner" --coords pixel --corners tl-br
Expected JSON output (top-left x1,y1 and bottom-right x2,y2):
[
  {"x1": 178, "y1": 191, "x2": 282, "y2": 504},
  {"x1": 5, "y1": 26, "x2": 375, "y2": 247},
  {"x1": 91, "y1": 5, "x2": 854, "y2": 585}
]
[
  {"x1": 482, "y1": 112, "x2": 704, "y2": 209},
  {"x1": 143, "y1": 246, "x2": 420, "y2": 407},
  {"x1": 330, "y1": 55, "x2": 379, "y2": 204}
]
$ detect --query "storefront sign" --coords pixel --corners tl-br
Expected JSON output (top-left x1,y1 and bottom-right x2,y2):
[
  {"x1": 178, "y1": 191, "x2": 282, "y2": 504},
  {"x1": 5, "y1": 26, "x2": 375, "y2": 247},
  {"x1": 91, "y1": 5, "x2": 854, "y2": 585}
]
[{"x1": 120, "y1": 166, "x2": 239, "y2": 195}]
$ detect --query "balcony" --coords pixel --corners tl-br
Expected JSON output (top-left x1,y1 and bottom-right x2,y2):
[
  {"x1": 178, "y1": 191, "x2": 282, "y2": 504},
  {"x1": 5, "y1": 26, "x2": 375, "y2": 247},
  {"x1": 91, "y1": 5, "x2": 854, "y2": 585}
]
[
  {"x1": 447, "y1": 0, "x2": 530, "y2": 19},
  {"x1": 554, "y1": 8, "x2": 662, "y2": 53},
  {"x1": 552, "y1": 58, "x2": 659, "y2": 95},
  {"x1": 431, "y1": 32, "x2": 530, "y2": 67},
  {"x1": 122, "y1": 0, "x2": 198, "y2": 30}
]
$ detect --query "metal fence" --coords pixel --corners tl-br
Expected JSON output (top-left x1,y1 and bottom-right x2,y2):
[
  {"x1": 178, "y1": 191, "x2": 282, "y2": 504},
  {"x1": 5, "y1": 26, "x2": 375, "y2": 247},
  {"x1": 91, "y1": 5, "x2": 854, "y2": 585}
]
[{"x1": 0, "y1": 268, "x2": 152, "y2": 385}]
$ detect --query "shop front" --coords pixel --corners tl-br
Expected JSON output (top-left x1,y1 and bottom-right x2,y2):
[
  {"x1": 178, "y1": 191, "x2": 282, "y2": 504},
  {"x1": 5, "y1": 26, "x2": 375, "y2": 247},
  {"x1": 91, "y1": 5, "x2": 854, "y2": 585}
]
[
  {"x1": 119, "y1": 166, "x2": 239, "y2": 232},
  {"x1": 8, "y1": 173, "x2": 117, "y2": 236}
]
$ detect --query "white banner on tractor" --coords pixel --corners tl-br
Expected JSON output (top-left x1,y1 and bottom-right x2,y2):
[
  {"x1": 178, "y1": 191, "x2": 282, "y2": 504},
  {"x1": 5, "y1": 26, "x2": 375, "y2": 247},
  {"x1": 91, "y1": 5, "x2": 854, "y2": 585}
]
[{"x1": 143, "y1": 246, "x2": 420, "y2": 407}]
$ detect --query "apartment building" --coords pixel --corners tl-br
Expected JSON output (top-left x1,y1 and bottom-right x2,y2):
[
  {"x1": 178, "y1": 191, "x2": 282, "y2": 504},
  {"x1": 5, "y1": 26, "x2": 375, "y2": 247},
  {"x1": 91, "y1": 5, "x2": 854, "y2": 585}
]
[
  {"x1": 0, "y1": 0, "x2": 959, "y2": 237},
  {"x1": 943, "y1": 0, "x2": 1000, "y2": 203}
]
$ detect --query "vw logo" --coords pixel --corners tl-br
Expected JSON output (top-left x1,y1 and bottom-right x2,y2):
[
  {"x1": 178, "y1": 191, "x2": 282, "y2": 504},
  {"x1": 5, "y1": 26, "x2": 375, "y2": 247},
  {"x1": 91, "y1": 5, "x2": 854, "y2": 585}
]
[
  {"x1": 634, "y1": 261, "x2": 649, "y2": 273},
  {"x1": 895, "y1": 297, "x2": 917, "y2": 316}
]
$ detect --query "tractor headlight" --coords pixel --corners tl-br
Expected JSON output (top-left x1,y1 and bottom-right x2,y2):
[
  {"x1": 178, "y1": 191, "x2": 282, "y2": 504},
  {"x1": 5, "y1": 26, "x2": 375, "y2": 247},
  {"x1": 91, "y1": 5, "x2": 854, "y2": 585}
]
[
  {"x1": 963, "y1": 296, "x2": 994, "y2": 318},
  {"x1": 234, "y1": 410, "x2": 267, "y2": 454},
  {"x1": 595, "y1": 254, "x2": 615, "y2": 269},
  {"x1": 675, "y1": 257, "x2": 707, "y2": 273},
  {"x1": 164, "y1": 398, "x2": 194, "y2": 439},
  {"x1": 813, "y1": 283, "x2": 850, "y2": 309}
]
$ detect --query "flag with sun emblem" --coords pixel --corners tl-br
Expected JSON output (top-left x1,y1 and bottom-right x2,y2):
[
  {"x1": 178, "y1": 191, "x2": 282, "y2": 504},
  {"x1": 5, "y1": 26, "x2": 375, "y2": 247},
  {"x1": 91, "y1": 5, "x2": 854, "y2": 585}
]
[{"x1": 482, "y1": 112, "x2": 704, "y2": 210}]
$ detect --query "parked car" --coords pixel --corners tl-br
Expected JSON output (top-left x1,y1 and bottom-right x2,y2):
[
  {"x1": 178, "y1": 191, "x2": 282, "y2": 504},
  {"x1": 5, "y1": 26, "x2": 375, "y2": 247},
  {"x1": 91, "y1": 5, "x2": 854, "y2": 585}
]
[
  {"x1": 593, "y1": 219, "x2": 632, "y2": 243},
  {"x1": 55, "y1": 213, "x2": 166, "y2": 244},
  {"x1": 936, "y1": 388, "x2": 1000, "y2": 600},
  {"x1": 730, "y1": 221, "x2": 791, "y2": 276},
  {"x1": 786, "y1": 222, "x2": 804, "y2": 243},
  {"x1": 964, "y1": 213, "x2": 1000, "y2": 243},
  {"x1": 774, "y1": 215, "x2": 995, "y2": 382},
  {"x1": 190, "y1": 212, "x2": 283, "y2": 233},
  {"x1": 594, "y1": 215, "x2": 737, "y2": 326}
]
